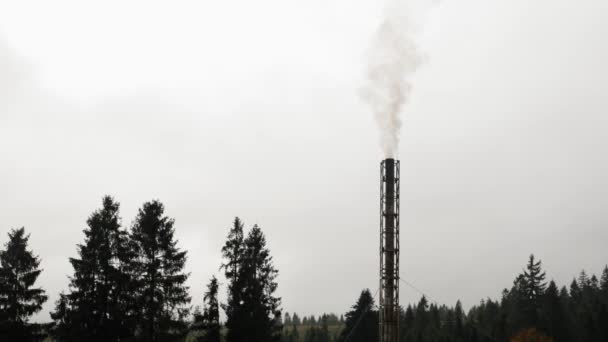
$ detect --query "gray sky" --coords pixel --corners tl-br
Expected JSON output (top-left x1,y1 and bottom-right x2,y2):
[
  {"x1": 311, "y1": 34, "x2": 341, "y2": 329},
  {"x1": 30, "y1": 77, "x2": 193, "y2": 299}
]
[{"x1": 1, "y1": 0, "x2": 607, "y2": 323}]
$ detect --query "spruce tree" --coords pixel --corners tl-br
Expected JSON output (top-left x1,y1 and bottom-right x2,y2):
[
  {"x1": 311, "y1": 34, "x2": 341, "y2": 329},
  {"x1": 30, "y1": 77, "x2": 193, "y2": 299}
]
[
  {"x1": 192, "y1": 305, "x2": 204, "y2": 331},
  {"x1": 0, "y1": 227, "x2": 47, "y2": 341},
  {"x1": 50, "y1": 196, "x2": 132, "y2": 341},
  {"x1": 319, "y1": 314, "x2": 330, "y2": 342},
  {"x1": 412, "y1": 296, "x2": 430, "y2": 341},
  {"x1": 199, "y1": 276, "x2": 220, "y2": 342},
  {"x1": 453, "y1": 300, "x2": 467, "y2": 341},
  {"x1": 600, "y1": 266, "x2": 608, "y2": 303},
  {"x1": 337, "y1": 289, "x2": 378, "y2": 342},
  {"x1": 129, "y1": 200, "x2": 190, "y2": 341},
  {"x1": 225, "y1": 224, "x2": 282, "y2": 342},
  {"x1": 50, "y1": 292, "x2": 73, "y2": 339},
  {"x1": 221, "y1": 218, "x2": 245, "y2": 342},
  {"x1": 220, "y1": 217, "x2": 244, "y2": 336},
  {"x1": 401, "y1": 305, "x2": 415, "y2": 341},
  {"x1": 289, "y1": 323, "x2": 299, "y2": 342},
  {"x1": 539, "y1": 280, "x2": 568, "y2": 341},
  {"x1": 522, "y1": 254, "x2": 546, "y2": 325}
]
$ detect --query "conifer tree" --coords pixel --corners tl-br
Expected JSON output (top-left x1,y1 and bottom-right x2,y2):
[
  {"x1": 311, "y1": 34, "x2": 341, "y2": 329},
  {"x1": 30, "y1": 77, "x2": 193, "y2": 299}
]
[
  {"x1": 50, "y1": 196, "x2": 132, "y2": 341},
  {"x1": 289, "y1": 323, "x2": 299, "y2": 342},
  {"x1": 0, "y1": 227, "x2": 47, "y2": 341},
  {"x1": 400, "y1": 305, "x2": 415, "y2": 341},
  {"x1": 224, "y1": 224, "x2": 282, "y2": 342},
  {"x1": 454, "y1": 300, "x2": 465, "y2": 340},
  {"x1": 521, "y1": 254, "x2": 546, "y2": 325},
  {"x1": 337, "y1": 289, "x2": 378, "y2": 342},
  {"x1": 221, "y1": 217, "x2": 244, "y2": 340},
  {"x1": 129, "y1": 200, "x2": 190, "y2": 341},
  {"x1": 199, "y1": 276, "x2": 220, "y2": 342},
  {"x1": 539, "y1": 280, "x2": 568, "y2": 341},
  {"x1": 319, "y1": 314, "x2": 330, "y2": 342},
  {"x1": 601, "y1": 266, "x2": 608, "y2": 297}
]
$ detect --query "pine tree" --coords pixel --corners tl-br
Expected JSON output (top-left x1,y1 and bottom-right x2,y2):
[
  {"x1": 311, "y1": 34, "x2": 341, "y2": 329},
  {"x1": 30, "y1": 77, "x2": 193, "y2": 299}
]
[
  {"x1": 454, "y1": 300, "x2": 465, "y2": 341},
  {"x1": 412, "y1": 296, "x2": 430, "y2": 341},
  {"x1": 289, "y1": 323, "x2": 299, "y2": 342},
  {"x1": 225, "y1": 224, "x2": 282, "y2": 342},
  {"x1": 400, "y1": 305, "x2": 415, "y2": 341},
  {"x1": 50, "y1": 292, "x2": 74, "y2": 339},
  {"x1": 221, "y1": 217, "x2": 245, "y2": 341},
  {"x1": 191, "y1": 305, "x2": 204, "y2": 336},
  {"x1": 129, "y1": 200, "x2": 190, "y2": 341},
  {"x1": 600, "y1": 266, "x2": 608, "y2": 339},
  {"x1": 337, "y1": 289, "x2": 378, "y2": 342},
  {"x1": 522, "y1": 254, "x2": 546, "y2": 326},
  {"x1": 600, "y1": 266, "x2": 608, "y2": 302},
  {"x1": 50, "y1": 196, "x2": 133, "y2": 341},
  {"x1": 199, "y1": 276, "x2": 220, "y2": 342},
  {"x1": 319, "y1": 314, "x2": 330, "y2": 342},
  {"x1": 0, "y1": 227, "x2": 47, "y2": 341},
  {"x1": 539, "y1": 280, "x2": 568, "y2": 341}
]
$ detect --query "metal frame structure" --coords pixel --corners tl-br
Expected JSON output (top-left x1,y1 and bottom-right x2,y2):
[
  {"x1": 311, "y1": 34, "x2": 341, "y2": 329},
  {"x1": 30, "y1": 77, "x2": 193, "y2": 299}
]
[{"x1": 379, "y1": 158, "x2": 400, "y2": 342}]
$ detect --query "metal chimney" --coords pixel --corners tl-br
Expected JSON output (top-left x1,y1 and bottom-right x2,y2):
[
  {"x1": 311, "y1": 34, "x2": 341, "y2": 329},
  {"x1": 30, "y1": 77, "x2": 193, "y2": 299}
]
[{"x1": 380, "y1": 158, "x2": 400, "y2": 342}]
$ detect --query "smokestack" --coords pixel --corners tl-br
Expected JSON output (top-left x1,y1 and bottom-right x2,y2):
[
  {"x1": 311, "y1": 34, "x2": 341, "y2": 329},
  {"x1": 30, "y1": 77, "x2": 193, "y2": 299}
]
[{"x1": 380, "y1": 158, "x2": 400, "y2": 342}]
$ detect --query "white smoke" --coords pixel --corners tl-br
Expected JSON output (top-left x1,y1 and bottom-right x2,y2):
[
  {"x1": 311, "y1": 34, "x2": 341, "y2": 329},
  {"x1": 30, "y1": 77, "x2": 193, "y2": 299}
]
[{"x1": 361, "y1": 0, "x2": 425, "y2": 158}]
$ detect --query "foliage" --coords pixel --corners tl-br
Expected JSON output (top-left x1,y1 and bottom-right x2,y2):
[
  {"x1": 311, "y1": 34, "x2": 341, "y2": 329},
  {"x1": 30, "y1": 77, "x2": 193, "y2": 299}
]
[
  {"x1": 222, "y1": 219, "x2": 282, "y2": 342},
  {"x1": 510, "y1": 327, "x2": 553, "y2": 342},
  {"x1": 337, "y1": 289, "x2": 378, "y2": 342},
  {"x1": 129, "y1": 200, "x2": 191, "y2": 341},
  {"x1": 50, "y1": 196, "x2": 132, "y2": 341},
  {"x1": 192, "y1": 276, "x2": 220, "y2": 342},
  {"x1": 0, "y1": 227, "x2": 48, "y2": 341}
]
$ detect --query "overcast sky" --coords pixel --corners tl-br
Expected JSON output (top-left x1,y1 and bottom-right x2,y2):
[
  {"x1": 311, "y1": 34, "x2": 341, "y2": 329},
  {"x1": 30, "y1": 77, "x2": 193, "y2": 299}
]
[{"x1": 1, "y1": 0, "x2": 607, "y2": 323}]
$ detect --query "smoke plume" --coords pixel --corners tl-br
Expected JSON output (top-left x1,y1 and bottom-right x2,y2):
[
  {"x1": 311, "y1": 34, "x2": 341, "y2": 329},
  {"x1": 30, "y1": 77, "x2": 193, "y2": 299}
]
[{"x1": 361, "y1": 1, "x2": 423, "y2": 158}]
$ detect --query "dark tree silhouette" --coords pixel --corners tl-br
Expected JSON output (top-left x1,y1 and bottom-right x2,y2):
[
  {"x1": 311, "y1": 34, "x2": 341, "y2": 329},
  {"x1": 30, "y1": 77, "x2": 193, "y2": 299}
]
[
  {"x1": 539, "y1": 280, "x2": 568, "y2": 341},
  {"x1": 50, "y1": 196, "x2": 132, "y2": 342},
  {"x1": 222, "y1": 222, "x2": 282, "y2": 342},
  {"x1": 198, "y1": 275, "x2": 220, "y2": 342},
  {"x1": 0, "y1": 227, "x2": 47, "y2": 341},
  {"x1": 522, "y1": 254, "x2": 547, "y2": 324},
  {"x1": 129, "y1": 200, "x2": 191, "y2": 342},
  {"x1": 337, "y1": 289, "x2": 378, "y2": 342},
  {"x1": 220, "y1": 217, "x2": 245, "y2": 341}
]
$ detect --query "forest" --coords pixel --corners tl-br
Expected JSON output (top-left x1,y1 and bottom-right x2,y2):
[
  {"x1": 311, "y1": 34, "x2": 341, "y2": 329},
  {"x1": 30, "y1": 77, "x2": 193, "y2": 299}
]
[{"x1": 0, "y1": 196, "x2": 607, "y2": 342}]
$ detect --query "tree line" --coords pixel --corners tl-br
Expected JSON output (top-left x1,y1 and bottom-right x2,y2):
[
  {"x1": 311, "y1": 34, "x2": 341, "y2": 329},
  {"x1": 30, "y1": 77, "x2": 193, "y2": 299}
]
[
  {"x1": 325, "y1": 255, "x2": 608, "y2": 342},
  {"x1": 0, "y1": 196, "x2": 607, "y2": 341},
  {"x1": 0, "y1": 196, "x2": 280, "y2": 342}
]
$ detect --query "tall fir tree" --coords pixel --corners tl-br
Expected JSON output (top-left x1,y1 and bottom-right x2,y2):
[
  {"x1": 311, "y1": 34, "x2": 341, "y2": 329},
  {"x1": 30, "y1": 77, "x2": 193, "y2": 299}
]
[
  {"x1": 199, "y1": 276, "x2": 220, "y2": 342},
  {"x1": 50, "y1": 196, "x2": 133, "y2": 341},
  {"x1": 454, "y1": 300, "x2": 466, "y2": 341},
  {"x1": 223, "y1": 222, "x2": 282, "y2": 342},
  {"x1": 220, "y1": 217, "x2": 244, "y2": 340},
  {"x1": 539, "y1": 280, "x2": 568, "y2": 341},
  {"x1": 129, "y1": 200, "x2": 191, "y2": 341},
  {"x1": 521, "y1": 254, "x2": 546, "y2": 326},
  {"x1": 285, "y1": 323, "x2": 298, "y2": 342},
  {"x1": 337, "y1": 289, "x2": 378, "y2": 342},
  {"x1": 600, "y1": 266, "x2": 608, "y2": 303},
  {"x1": 0, "y1": 227, "x2": 47, "y2": 341}
]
